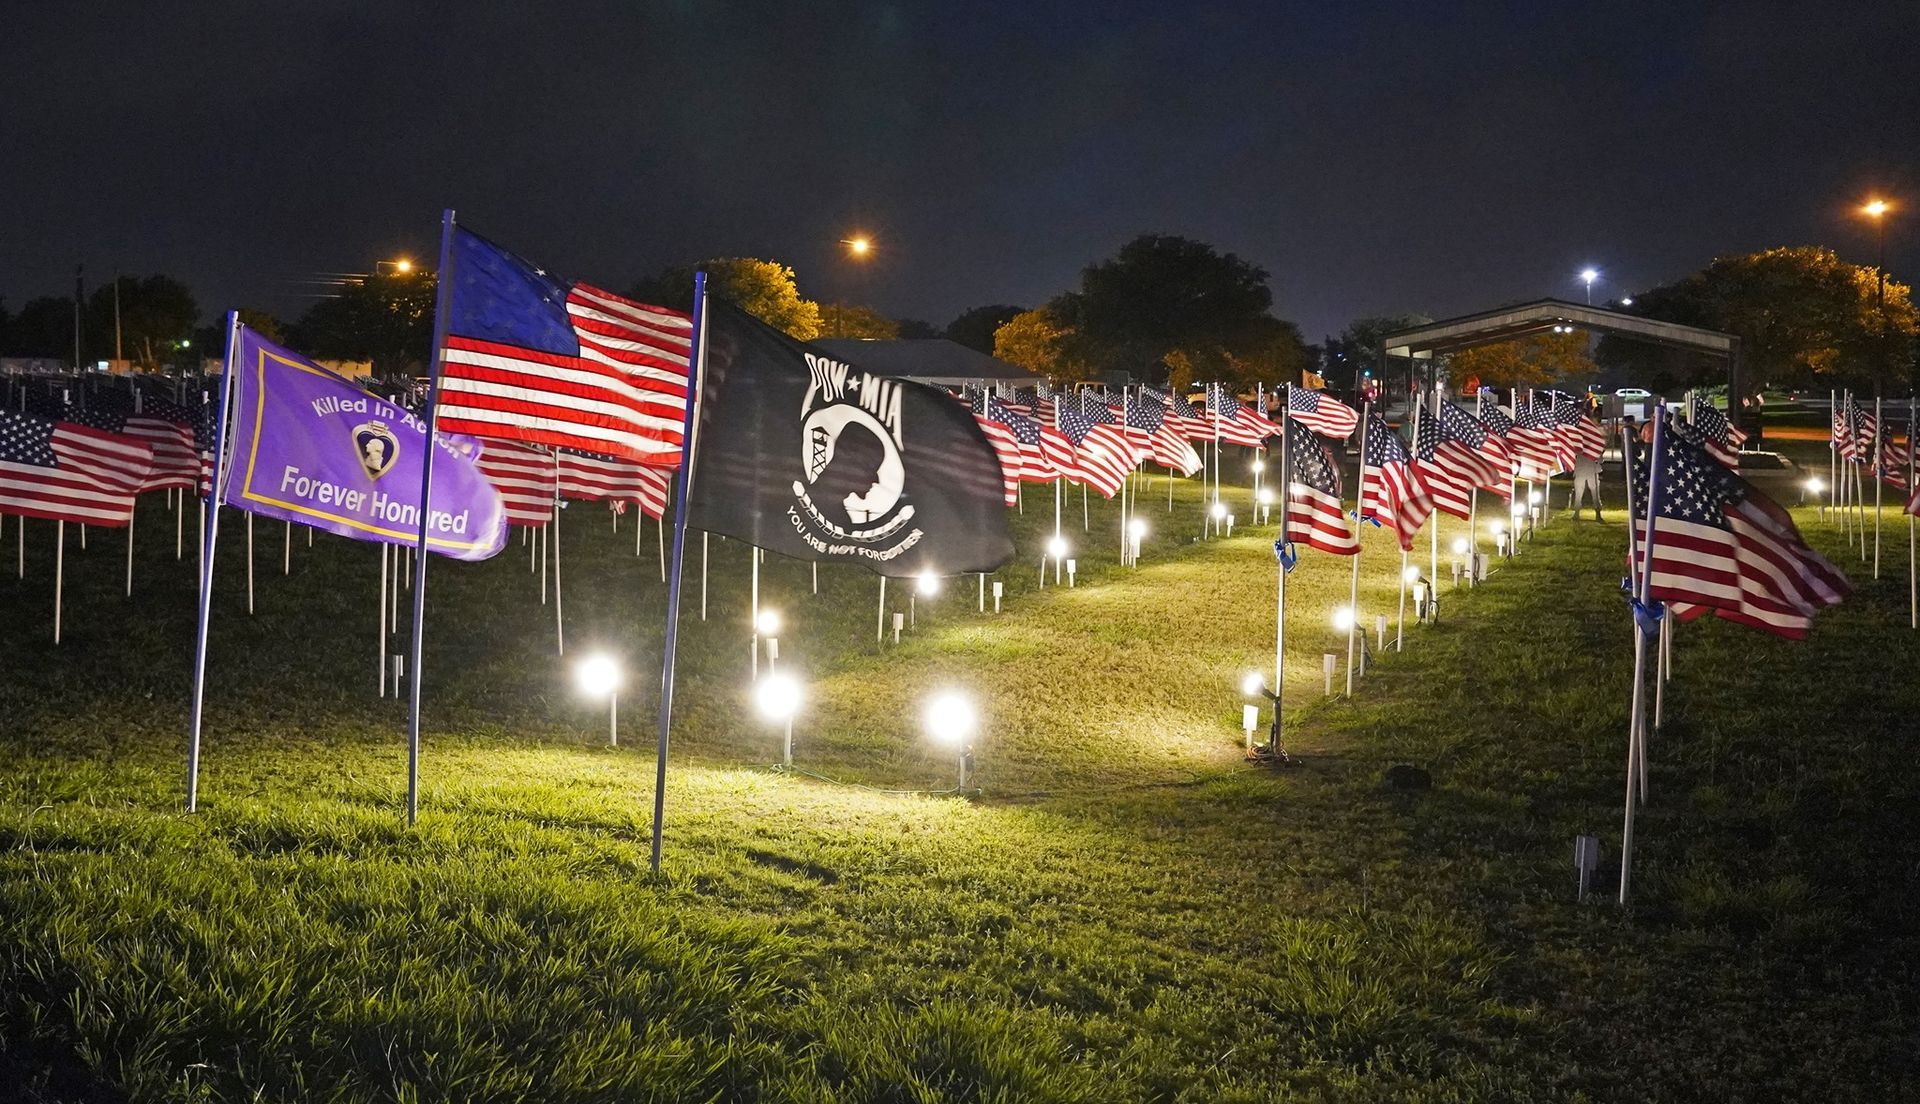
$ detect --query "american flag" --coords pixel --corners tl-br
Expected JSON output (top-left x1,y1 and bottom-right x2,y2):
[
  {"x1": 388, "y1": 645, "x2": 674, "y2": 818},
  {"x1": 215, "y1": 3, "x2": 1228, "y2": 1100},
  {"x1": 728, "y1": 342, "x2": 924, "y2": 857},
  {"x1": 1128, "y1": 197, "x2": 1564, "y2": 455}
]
[
  {"x1": 437, "y1": 226, "x2": 694, "y2": 466},
  {"x1": 1690, "y1": 399, "x2": 1747, "y2": 466},
  {"x1": 1287, "y1": 388, "x2": 1360, "y2": 439},
  {"x1": 1834, "y1": 394, "x2": 1873, "y2": 462},
  {"x1": 1283, "y1": 420, "x2": 1359, "y2": 555},
  {"x1": 1510, "y1": 399, "x2": 1569, "y2": 480},
  {"x1": 1121, "y1": 389, "x2": 1161, "y2": 459},
  {"x1": 1414, "y1": 400, "x2": 1511, "y2": 518},
  {"x1": 63, "y1": 402, "x2": 201, "y2": 492},
  {"x1": 1055, "y1": 404, "x2": 1131, "y2": 497},
  {"x1": 1552, "y1": 396, "x2": 1609, "y2": 459},
  {"x1": 558, "y1": 448, "x2": 674, "y2": 519},
  {"x1": 1164, "y1": 389, "x2": 1211, "y2": 440},
  {"x1": 474, "y1": 439, "x2": 556, "y2": 527},
  {"x1": 1207, "y1": 385, "x2": 1268, "y2": 446},
  {"x1": 1358, "y1": 413, "x2": 1432, "y2": 552},
  {"x1": 1874, "y1": 419, "x2": 1911, "y2": 492},
  {"x1": 986, "y1": 397, "x2": 1059, "y2": 482},
  {"x1": 967, "y1": 392, "x2": 1025, "y2": 506},
  {"x1": 0, "y1": 410, "x2": 154, "y2": 527},
  {"x1": 1632, "y1": 426, "x2": 1848, "y2": 640}
]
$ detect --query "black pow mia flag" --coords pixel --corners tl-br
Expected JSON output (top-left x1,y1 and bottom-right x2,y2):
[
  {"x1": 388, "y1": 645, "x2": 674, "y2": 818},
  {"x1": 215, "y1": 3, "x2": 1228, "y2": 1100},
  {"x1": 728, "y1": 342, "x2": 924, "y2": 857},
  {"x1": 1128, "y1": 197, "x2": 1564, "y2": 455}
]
[{"x1": 684, "y1": 299, "x2": 1015, "y2": 576}]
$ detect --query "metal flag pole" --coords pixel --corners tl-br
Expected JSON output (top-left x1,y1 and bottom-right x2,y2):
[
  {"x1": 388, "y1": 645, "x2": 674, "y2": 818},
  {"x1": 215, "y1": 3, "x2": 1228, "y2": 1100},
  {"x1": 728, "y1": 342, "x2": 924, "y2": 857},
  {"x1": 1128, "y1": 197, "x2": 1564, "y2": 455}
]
[
  {"x1": 1345, "y1": 402, "x2": 1370, "y2": 696},
  {"x1": 378, "y1": 543, "x2": 388, "y2": 697},
  {"x1": 1910, "y1": 393, "x2": 1916, "y2": 630},
  {"x1": 403, "y1": 208, "x2": 461, "y2": 826},
  {"x1": 1396, "y1": 550, "x2": 1408, "y2": 651},
  {"x1": 1427, "y1": 391, "x2": 1439, "y2": 588},
  {"x1": 124, "y1": 499, "x2": 135, "y2": 597},
  {"x1": 185, "y1": 311, "x2": 241, "y2": 812},
  {"x1": 1874, "y1": 395, "x2": 1883, "y2": 580},
  {"x1": 750, "y1": 542, "x2": 759, "y2": 677},
  {"x1": 1831, "y1": 388, "x2": 1841, "y2": 531},
  {"x1": 650, "y1": 271, "x2": 709, "y2": 874},
  {"x1": 552, "y1": 457, "x2": 564, "y2": 655},
  {"x1": 1619, "y1": 413, "x2": 1669, "y2": 906},
  {"x1": 245, "y1": 514, "x2": 254, "y2": 614},
  {"x1": 53, "y1": 522, "x2": 64, "y2": 643},
  {"x1": 283, "y1": 520, "x2": 290, "y2": 575},
  {"x1": 1272, "y1": 400, "x2": 1290, "y2": 750}
]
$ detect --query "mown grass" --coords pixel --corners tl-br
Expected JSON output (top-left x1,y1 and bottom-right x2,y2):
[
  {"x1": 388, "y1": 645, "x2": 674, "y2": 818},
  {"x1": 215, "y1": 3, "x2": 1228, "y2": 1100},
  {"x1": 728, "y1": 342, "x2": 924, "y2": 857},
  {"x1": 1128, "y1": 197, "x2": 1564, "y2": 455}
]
[{"x1": 1, "y1": 455, "x2": 1915, "y2": 1101}]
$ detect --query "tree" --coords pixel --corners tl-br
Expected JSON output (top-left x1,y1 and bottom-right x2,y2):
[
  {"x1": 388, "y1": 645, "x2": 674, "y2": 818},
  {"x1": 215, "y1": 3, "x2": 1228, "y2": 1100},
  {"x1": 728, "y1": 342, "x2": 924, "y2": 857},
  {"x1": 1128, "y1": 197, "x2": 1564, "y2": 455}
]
[
  {"x1": 85, "y1": 275, "x2": 200, "y2": 368},
  {"x1": 630, "y1": 259, "x2": 822, "y2": 340},
  {"x1": 1322, "y1": 314, "x2": 1432, "y2": 389},
  {"x1": 895, "y1": 318, "x2": 940, "y2": 340},
  {"x1": 1599, "y1": 246, "x2": 1917, "y2": 393},
  {"x1": 1061, "y1": 234, "x2": 1275, "y2": 380},
  {"x1": 4, "y1": 297, "x2": 77, "y2": 359},
  {"x1": 287, "y1": 271, "x2": 436, "y2": 377},
  {"x1": 944, "y1": 304, "x2": 1025, "y2": 353},
  {"x1": 993, "y1": 307, "x2": 1077, "y2": 378},
  {"x1": 1445, "y1": 332, "x2": 1596, "y2": 390},
  {"x1": 819, "y1": 302, "x2": 898, "y2": 340}
]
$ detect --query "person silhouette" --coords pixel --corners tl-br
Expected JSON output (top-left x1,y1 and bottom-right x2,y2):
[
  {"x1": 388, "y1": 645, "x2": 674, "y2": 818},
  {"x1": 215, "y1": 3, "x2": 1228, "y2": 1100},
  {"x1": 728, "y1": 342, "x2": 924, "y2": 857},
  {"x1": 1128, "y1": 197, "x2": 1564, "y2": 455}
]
[{"x1": 812, "y1": 418, "x2": 894, "y2": 527}]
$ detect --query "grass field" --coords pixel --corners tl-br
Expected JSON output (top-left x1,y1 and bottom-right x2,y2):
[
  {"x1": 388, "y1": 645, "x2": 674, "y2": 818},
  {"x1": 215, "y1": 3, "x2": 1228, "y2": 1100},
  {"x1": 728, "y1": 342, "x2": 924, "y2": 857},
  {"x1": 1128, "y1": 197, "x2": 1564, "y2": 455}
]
[{"x1": 2, "y1": 453, "x2": 1917, "y2": 1102}]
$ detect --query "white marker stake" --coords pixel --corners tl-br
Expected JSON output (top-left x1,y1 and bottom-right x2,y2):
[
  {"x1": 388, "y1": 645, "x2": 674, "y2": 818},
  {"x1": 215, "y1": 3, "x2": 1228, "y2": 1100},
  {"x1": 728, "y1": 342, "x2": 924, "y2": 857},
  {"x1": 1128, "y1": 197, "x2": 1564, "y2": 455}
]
[
  {"x1": 1066, "y1": 558, "x2": 1076, "y2": 587},
  {"x1": 1322, "y1": 653, "x2": 1336, "y2": 696},
  {"x1": 892, "y1": 611, "x2": 903, "y2": 645},
  {"x1": 1375, "y1": 614, "x2": 1387, "y2": 651},
  {"x1": 876, "y1": 575, "x2": 886, "y2": 642},
  {"x1": 993, "y1": 580, "x2": 1003, "y2": 613}
]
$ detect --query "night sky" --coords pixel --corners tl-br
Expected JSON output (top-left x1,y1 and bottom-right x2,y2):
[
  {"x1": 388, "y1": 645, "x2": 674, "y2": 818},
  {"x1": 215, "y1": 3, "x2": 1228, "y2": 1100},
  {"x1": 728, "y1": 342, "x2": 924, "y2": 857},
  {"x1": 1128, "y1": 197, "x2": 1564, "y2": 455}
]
[{"x1": 5, "y1": 1, "x2": 1916, "y2": 341}]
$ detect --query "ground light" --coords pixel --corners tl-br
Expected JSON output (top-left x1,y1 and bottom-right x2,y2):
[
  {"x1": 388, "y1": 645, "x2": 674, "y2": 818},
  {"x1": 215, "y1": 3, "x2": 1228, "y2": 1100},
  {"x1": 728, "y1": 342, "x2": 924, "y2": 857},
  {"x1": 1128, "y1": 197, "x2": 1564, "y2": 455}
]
[
  {"x1": 1805, "y1": 475, "x2": 1826, "y2": 511},
  {"x1": 1209, "y1": 501, "x2": 1228, "y2": 538},
  {"x1": 912, "y1": 571, "x2": 938, "y2": 627},
  {"x1": 575, "y1": 653, "x2": 621, "y2": 746},
  {"x1": 1236, "y1": 672, "x2": 1291, "y2": 762},
  {"x1": 1045, "y1": 535, "x2": 1068, "y2": 585},
  {"x1": 924, "y1": 691, "x2": 977, "y2": 790},
  {"x1": 1127, "y1": 517, "x2": 1148, "y2": 563},
  {"x1": 1256, "y1": 486, "x2": 1274, "y2": 525},
  {"x1": 1450, "y1": 535, "x2": 1469, "y2": 585},
  {"x1": 754, "y1": 672, "x2": 802, "y2": 767}
]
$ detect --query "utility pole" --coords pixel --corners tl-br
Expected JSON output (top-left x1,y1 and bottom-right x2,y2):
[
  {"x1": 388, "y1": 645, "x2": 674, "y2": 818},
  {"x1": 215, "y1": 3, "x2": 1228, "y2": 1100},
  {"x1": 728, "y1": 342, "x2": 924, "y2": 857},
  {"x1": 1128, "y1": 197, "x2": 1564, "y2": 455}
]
[{"x1": 114, "y1": 273, "x2": 123, "y2": 365}]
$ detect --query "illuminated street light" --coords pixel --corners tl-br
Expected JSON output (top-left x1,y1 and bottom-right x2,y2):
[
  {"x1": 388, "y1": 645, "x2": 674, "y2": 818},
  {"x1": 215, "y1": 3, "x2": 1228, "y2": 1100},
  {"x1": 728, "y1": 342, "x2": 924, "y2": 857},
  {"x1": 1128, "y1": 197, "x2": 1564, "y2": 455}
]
[
  {"x1": 754, "y1": 672, "x2": 802, "y2": 766},
  {"x1": 842, "y1": 236, "x2": 873, "y2": 257},
  {"x1": 375, "y1": 258, "x2": 414, "y2": 276},
  {"x1": 575, "y1": 653, "x2": 622, "y2": 746},
  {"x1": 1864, "y1": 199, "x2": 1890, "y2": 218},
  {"x1": 1619, "y1": 297, "x2": 1634, "y2": 307},
  {"x1": 1580, "y1": 267, "x2": 1599, "y2": 304}
]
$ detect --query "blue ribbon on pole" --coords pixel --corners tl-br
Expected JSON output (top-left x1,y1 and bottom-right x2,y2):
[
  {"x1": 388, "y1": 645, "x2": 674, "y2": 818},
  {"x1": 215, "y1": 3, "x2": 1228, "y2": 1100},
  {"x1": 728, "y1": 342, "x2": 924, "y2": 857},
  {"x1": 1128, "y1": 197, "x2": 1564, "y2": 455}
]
[
  {"x1": 1619, "y1": 577, "x2": 1664, "y2": 637},
  {"x1": 1351, "y1": 510, "x2": 1381, "y2": 527},
  {"x1": 1274, "y1": 538, "x2": 1298, "y2": 572}
]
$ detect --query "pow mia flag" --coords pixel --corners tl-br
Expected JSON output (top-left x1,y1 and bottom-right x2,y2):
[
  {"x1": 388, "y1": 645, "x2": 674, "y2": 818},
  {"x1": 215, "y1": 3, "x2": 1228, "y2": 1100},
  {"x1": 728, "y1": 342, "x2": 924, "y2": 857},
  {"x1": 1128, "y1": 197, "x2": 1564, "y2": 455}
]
[{"x1": 685, "y1": 299, "x2": 1014, "y2": 576}]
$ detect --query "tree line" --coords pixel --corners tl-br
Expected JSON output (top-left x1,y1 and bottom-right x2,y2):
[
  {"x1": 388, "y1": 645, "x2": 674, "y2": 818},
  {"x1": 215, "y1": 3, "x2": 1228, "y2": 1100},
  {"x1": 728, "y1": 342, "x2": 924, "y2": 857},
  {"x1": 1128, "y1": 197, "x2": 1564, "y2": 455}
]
[{"x1": 5, "y1": 241, "x2": 1911, "y2": 396}]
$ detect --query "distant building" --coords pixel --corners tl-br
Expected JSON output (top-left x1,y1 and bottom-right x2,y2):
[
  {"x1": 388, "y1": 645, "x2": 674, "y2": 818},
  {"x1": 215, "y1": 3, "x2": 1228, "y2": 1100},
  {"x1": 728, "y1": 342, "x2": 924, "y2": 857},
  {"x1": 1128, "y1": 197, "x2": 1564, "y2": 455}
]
[{"x1": 810, "y1": 338, "x2": 1037, "y2": 388}]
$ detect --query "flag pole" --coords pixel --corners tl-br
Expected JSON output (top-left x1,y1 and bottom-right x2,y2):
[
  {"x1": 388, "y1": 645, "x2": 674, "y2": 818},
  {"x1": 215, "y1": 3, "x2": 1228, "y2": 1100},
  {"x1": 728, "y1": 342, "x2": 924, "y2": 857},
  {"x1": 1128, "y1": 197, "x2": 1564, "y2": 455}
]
[
  {"x1": 378, "y1": 543, "x2": 388, "y2": 697},
  {"x1": 1272, "y1": 392, "x2": 1290, "y2": 750},
  {"x1": 750, "y1": 542, "x2": 759, "y2": 677},
  {"x1": 552, "y1": 457, "x2": 565, "y2": 655},
  {"x1": 185, "y1": 310, "x2": 241, "y2": 812},
  {"x1": 54, "y1": 521, "x2": 63, "y2": 644},
  {"x1": 1874, "y1": 394, "x2": 1883, "y2": 580},
  {"x1": 1619, "y1": 412, "x2": 1669, "y2": 906},
  {"x1": 1831, "y1": 388, "x2": 1841, "y2": 531},
  {"x1": 1909, "y1": 392, "x2": 1916, "y2": 630},
  {"x1": 650, "y1": 271, "x2": 709, "y2": 874},
  {"x1": 1345, "y1": 402, "x2": 1370, "y2": 696},
  {"x1": 403, "y1": 208, "x2": 460, "y2": 827},
  {"x1": 246, "y1": 514, "x2": 254, "y2": 614},
  {"x1": 124, "y1": 499, "x2": 135, "y2": 597}
]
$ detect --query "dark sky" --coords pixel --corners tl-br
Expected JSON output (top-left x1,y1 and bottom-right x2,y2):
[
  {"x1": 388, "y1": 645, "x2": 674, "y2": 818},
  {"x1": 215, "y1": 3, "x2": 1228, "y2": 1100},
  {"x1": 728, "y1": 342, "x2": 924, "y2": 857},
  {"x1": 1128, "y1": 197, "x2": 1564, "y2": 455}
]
[{"x1": 4, "y1": 1, "x2": 1916, "y2": 342}]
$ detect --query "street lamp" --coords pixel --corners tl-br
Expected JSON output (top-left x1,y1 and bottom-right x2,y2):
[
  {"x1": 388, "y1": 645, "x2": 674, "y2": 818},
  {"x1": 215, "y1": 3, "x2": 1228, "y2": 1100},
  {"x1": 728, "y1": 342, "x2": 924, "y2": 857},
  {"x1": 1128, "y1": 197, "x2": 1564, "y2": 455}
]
[
  {"x1": 842, "y1": 236, "x2": 872, "y2": 258},
  {"x1": 1862, "y1": 199, "x2": 1893, "y2": 396},
  {"x1": 924, "y1": 690, "x2": 977, "y2": 790},
  {"x1": 575, "y1": 653, "x2": 622, "y2": 746},
  {"x1": 375, "y1": 258, "x2": 414, "y2": 276},
  {"x1": 1580, "y1": 267, "x2": 1599, "y2": 305},
  {"x1": 754, "y1": 672, "x2": 802, "y2": 767}
]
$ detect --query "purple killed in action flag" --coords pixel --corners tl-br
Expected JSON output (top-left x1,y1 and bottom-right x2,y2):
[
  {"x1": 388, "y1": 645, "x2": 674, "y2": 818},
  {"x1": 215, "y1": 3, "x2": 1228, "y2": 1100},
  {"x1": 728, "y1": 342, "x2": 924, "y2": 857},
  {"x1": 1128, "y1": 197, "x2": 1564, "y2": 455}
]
[{"x1": 222, "y1": 327, "x2": 508, "y2": 561}]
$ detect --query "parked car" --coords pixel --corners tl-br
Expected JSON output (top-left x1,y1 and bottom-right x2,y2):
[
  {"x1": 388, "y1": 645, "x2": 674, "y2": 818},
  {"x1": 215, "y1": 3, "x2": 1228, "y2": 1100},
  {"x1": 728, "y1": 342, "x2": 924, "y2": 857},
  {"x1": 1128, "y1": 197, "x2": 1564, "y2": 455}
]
[{"x1": 1614, "y1": 387, "x2": 1653, "y2": 401}]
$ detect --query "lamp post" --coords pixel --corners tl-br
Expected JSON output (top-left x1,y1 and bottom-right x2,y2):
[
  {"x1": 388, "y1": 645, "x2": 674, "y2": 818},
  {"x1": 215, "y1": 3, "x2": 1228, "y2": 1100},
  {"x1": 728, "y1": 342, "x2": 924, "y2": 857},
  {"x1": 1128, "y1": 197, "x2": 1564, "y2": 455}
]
[
  {"x1": 1580, "y1": 267, "x2": 1599, "y2": 305},
  {"x1": 834, "y1": 235, "x2": 873, "y2": 338},
  {"x1": 1863, "y1": 200, "x2": 1891, "y2": 398},
  {"x1": 375, "y1": 258, "x2": 415, "y2": 276}
]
